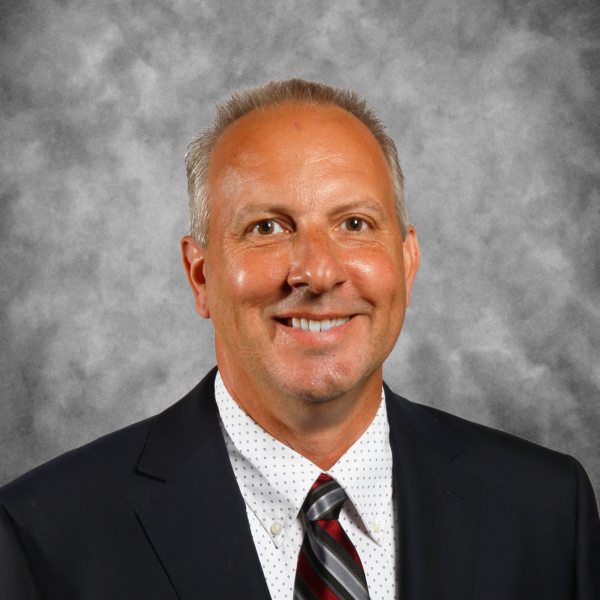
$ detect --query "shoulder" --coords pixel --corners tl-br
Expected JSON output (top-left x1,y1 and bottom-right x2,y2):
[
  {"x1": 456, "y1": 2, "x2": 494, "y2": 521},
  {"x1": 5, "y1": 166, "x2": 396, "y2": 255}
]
[
  {"x1": 0, "y1": 367, "x2": 220, "y2": 517},
  {"x1": 384, "y1": 384, "x2": 586, "y2": 494},
  {"x1": 0, "y1": 415, "x2": 156, "y2": 514}
]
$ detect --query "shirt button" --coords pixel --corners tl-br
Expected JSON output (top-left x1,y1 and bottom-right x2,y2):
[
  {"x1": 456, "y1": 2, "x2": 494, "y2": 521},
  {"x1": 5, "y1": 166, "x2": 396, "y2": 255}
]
[
  {"x1": 271, "y1": 521, "x2": 283, "y2": 535},
  {"x1": 371, "y1": 521, "x2": 382, "y2": 533}
]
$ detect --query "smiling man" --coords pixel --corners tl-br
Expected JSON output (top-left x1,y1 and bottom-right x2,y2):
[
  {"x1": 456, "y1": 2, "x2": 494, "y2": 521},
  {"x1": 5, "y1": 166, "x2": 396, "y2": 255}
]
[{"x1": 1, "y1": 80, "x2": 599, "y2": 600}]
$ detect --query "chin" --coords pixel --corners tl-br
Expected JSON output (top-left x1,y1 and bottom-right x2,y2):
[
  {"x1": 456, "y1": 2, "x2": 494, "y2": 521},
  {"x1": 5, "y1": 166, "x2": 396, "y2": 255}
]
[{"x1": 266, "y1": 359, "x2": 376, "y2": 404}]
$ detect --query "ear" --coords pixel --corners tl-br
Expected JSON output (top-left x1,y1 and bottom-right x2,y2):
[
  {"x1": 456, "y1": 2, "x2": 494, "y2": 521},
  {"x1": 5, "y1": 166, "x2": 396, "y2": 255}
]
[
  {"x1": 181, "y1": 235, "x2": 210, "y2": 319},
  {"x1": 402, "y1": 225, "x2": 420, "y2": 307}
]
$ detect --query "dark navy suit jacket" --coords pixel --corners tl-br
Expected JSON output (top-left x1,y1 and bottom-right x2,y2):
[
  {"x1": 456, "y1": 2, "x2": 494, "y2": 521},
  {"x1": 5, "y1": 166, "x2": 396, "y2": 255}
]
[{"x1": 1, "y1": 367, "x2": 599, "y2": 599}]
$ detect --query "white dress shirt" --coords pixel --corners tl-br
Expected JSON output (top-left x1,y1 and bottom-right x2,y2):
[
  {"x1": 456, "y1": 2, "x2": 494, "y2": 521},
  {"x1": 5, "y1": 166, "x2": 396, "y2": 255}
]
[{"x1": 214, "y1": 371, "x2": 399, "y2": 600}]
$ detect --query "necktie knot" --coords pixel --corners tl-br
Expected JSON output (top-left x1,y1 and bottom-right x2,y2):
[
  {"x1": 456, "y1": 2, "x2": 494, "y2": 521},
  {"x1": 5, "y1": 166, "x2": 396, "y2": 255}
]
[{"x1": 302, "y1": 474, "x2": 347, "y2": 522}]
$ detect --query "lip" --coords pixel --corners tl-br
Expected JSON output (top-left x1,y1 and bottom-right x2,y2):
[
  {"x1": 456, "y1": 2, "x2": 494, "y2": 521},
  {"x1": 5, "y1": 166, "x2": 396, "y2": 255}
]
[
  {"x1": 274, "y1": 313, "x2": 355, "y2": 322},
  {"x1": 273, "y1": 314, "x2": 356, "y2": 345}
]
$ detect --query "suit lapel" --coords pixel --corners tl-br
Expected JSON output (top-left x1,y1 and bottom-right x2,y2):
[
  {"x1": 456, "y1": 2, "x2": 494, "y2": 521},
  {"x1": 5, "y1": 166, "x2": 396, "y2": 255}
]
[
  {"x1": 135, "y1": 368, "x2": 272, "y2": 600},
  {"x1": 385, "y1": 384, "x2": 482, "y2": 600}
]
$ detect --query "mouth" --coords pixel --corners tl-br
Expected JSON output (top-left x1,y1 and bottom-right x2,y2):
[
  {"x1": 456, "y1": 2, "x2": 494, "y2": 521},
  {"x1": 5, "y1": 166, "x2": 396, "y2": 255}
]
[{"x1": 276, "y1": 316, "x2": 353, "y2": 333}]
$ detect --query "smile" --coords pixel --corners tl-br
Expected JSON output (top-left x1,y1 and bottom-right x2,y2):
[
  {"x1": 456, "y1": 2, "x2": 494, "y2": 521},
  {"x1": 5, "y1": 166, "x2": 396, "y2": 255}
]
[{"x1": 285, "y1": 317, "x2": 351, "y2": 332}]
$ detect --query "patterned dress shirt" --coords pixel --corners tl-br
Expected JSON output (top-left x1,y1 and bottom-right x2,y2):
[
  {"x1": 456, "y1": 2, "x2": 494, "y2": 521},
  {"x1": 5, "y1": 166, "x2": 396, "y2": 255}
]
[{"x1": 214, "y1": 371, "x2": 399, "y2": 600}]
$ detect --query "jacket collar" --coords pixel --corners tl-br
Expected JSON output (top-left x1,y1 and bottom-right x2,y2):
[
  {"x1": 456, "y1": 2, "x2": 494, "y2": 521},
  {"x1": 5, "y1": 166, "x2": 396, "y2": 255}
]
[
  {"x1": 135, "y1": 367, "x2": 272, "y2": 600},
  {"x1": 385, "y1": 382, "x2": 482, "y2": 600}
]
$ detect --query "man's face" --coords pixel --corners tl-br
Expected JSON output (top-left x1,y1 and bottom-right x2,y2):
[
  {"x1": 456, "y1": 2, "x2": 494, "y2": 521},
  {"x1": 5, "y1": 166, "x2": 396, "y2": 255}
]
[{"x1": 189, "y1": 102, "x2": 418, "y2": 402}]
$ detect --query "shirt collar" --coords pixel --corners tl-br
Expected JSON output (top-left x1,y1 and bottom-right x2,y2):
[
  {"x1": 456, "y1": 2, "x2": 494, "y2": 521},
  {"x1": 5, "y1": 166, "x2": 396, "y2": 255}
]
[{"x1": 214, "y1": 371, "x2": 394, "y2": 548}]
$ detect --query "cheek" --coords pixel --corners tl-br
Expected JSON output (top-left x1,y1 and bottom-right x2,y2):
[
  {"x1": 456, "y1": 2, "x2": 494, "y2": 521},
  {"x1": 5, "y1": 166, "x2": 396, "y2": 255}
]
[
  {"x1": 232, "y1": 264, "x2": 280, "y2": 301},
  {"x1": 210, "y1": 249, "x2": 289, "y2": 310},
  {"x1": 347, "y1": 248, "x2": 404, "y2": 305}
]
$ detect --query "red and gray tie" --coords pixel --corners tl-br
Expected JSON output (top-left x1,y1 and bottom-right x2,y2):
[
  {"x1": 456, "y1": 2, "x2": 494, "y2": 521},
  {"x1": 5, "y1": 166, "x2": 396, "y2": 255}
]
[{"x1": 294, "y1": 474, "x2": 370, "y2": 600}]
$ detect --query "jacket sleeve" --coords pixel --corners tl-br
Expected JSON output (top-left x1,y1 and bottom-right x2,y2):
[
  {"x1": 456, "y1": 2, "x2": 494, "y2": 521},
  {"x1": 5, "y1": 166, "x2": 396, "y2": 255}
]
[
  {"x1": 574, "y1": 459, "x2": 600, "y2": 599},
  {"x1": 0, "y1": 502, "x2": 41, "y2": 600}
]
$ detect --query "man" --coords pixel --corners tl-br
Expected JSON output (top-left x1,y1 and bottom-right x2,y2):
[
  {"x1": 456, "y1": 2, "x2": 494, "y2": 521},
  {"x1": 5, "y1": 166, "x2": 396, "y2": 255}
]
[{"x1": 1, "y1": 79, "x2": 598, "y2": 600}]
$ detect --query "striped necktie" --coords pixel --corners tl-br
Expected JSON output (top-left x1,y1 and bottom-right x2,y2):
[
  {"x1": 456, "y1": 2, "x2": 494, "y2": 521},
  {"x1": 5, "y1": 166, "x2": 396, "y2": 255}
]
[{"x1": 294, "y1": 474, "x2": 370, "y2": 600}]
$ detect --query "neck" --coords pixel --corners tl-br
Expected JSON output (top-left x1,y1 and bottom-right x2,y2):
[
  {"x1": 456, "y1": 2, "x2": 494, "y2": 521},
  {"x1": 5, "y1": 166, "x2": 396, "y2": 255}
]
[{"x1": 215, "y1": 352, "x2": 383, "y2": 471}]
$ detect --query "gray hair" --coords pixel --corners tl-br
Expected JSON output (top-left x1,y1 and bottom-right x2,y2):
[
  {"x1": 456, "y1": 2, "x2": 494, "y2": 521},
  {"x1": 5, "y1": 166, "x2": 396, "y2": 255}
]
[{"x1": 185, "y1": 78, "x2": 408, "y2": 247}]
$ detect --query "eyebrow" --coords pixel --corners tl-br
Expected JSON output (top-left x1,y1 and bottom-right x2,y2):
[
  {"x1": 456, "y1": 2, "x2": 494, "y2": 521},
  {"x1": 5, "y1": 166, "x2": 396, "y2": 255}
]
[
  {"x1": 230, "y1": 203, "x2": 293, "y2": 229},
  {"x1": 329, "y1": 200, "x2": 387, "y2": 219},
  {"x1": 232, "y1": 199, "x2": 388, "y2": 221}
]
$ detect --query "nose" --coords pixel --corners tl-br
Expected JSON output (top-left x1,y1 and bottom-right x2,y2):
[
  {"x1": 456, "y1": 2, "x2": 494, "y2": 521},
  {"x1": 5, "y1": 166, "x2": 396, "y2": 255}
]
[{"x1": 287, "y1": 228, "x2": 348, "y2": 294}]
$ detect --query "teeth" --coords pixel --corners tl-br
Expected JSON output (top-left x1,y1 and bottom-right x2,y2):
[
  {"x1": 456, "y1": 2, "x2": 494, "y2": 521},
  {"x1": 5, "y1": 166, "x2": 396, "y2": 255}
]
[{"x1": 289, "y1": 316, "x2": 350, "y2": 332}]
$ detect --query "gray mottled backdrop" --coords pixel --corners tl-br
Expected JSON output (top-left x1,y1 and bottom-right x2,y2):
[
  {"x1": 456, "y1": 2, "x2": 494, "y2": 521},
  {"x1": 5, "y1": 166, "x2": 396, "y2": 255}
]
[{"x1": 1, "y1": 0, "x2": 599, "y2": 499}]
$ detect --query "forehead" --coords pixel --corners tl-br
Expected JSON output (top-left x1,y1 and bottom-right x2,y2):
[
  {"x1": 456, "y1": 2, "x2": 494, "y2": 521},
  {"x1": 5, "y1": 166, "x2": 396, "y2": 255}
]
[{"x1": 207, "y1": 102, "x2": 392, "y2": 193}]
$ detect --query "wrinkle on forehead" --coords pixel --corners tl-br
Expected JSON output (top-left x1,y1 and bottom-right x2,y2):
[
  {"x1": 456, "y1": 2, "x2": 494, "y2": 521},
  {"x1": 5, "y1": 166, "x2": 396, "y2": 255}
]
[{"x1": 215, "y1": 161, "x2": 382, "y2": 212}]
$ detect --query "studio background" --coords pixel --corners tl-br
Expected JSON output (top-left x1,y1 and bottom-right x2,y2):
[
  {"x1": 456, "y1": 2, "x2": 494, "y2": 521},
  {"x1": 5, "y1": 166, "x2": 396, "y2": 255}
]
[{"x1": 1, "y1": 0, "x2": 599, "y2": 499}]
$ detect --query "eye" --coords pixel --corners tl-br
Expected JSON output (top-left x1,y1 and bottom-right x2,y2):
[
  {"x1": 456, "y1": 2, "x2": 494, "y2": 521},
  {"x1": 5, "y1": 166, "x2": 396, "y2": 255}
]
[
  {"x1": 341, "y1": 217, "x2": 368, "y2": 231},
  {"x1": 253, "y1": 220, "x2": 285, "y2": 235}
]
